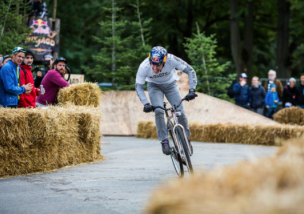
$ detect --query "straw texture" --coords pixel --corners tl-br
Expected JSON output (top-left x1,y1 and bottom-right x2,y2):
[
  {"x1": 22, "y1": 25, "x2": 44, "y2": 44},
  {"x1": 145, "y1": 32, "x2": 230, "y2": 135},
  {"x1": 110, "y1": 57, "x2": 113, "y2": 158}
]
[
  {"x1": 146, "y1": 138, "x2": 304, "y2": 214},
  {"x1": 137, "y1": 121, "x2": 304, "y2": 145},
  {"x1": 0, "y1": 105, "x2": 103, "y2": 177},
  {"x1": 57, "y1": 83, "x2": 101, "y2": 107},
  {"x1": 273, "y1": 106, "x2": 304, "y2": 125}
]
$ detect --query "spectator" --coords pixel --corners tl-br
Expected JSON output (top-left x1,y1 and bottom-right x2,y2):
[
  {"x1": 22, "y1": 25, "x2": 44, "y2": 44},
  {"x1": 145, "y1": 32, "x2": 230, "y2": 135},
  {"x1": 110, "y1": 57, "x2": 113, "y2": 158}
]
[
  {"x1": 0, "y1": 47, "x2": 33, "y2": 108},
  {"x1": 36, "y1": 57, "x2": 69, "y2": 106},
  {"x1": 2, "y1": 55, "x2": 12, "y2": 66},
  {"x1": 282, "y1": 77, "x2": 297, "y2": 108},
  {"x1": 32, "y1": 0, "x2": 48, "y2": 19},
  {"x1": 296, "y1": 74, "x2": 304, "y2": 109},
  {"x1": 250, "y1": 76, "x2": 266, "y2": 114},
  {"x1": 265, "y1": 84, "x2": 279, "y2": 119},
  {"x1": 18, "y1": 50, "x2": 43, "y2": 108},
  {"x1": 233, "y1": 73, "x2": 251, "y2": 109},
  {"x1": 263, "y1": 70, "x2": 283, "y2": 100},
  {"x1": 34, "y1": 54, "x2": 54, "y2": 88},
  {"x1": 0, "y1": 56, "x2": 3, "y2": 70}
]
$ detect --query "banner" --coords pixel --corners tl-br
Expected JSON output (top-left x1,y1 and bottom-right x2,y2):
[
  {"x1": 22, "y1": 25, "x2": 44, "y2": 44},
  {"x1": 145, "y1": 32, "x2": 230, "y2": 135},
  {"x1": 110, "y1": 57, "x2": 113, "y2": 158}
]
[
  {"x1": 64, "y1": 74, "x2": 85, "y2": 85},
  {"x1": 25, "y1": 19, "x2": 59, "y2": 60}
]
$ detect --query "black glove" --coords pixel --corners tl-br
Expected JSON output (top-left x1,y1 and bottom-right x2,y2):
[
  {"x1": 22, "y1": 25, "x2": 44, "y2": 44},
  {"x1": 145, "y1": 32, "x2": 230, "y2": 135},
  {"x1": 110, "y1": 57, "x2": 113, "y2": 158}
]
[
  {"x1": 143, "y1": 103, "x2": 153, "y2": 113},
  {"x1": 185, "y1": 89, "x2": 197, "y2": 101}
]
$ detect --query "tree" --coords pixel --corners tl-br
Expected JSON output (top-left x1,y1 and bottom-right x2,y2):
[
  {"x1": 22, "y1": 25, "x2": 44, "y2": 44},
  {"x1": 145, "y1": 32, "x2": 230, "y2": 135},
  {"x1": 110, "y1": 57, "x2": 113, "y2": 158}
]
[
  {"x1": 85, "y1": 0, "x2": 151, "y2": 88},
  {"x1": 243, "y1": 0, "x2": 254, "y2": 80},
  {"x1": 184, "y1": 29, "x2": 235, "y2": 101},
  {"x1": 0, "y1": 0, "x2": 31, "y2": 54},
  {"x1": 275, "y1": 0, "x2": 291, "y2": 78},
  {"x1": 229, "y1": 0, "x2": 242, "y2": 76},
  {"x1": 84, "y1": 0, "x2": 134, "y2": 86}
]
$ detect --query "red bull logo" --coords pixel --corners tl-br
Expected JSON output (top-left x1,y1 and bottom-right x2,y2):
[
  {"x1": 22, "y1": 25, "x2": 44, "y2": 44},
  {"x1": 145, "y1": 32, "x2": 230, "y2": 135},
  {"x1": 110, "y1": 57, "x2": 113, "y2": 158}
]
[
  {"x1": 152, "y1": 57, "x2": 160, "y2": 63},
  {"x1": 30, "y1": 19, "x2": 50, "y2": 35}
]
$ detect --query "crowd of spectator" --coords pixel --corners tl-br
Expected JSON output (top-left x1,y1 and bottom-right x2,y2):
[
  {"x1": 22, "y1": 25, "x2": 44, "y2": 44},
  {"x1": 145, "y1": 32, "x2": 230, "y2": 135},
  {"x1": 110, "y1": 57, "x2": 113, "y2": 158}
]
[
  {"x1": 0, "y1": 47, "x2": 69, "y2": 108},
  {"x1": 233, "y1": 70, "x2": 304, "y2": 119}
]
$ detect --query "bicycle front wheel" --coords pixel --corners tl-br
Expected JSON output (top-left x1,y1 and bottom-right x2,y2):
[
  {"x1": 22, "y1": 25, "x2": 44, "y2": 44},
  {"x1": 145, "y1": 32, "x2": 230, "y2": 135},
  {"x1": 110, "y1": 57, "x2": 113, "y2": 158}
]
[
  {"x1": 176, "y1": 127, "x2": 194, "y2": 175},
  {"x1": 168, "y1": 120, "x2": 184, "y2": 177}
]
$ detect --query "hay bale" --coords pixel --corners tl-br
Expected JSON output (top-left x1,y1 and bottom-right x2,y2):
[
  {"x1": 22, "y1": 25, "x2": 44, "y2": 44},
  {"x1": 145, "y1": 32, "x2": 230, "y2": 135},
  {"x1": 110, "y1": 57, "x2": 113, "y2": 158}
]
[
  {"x1": 273, "y1": 106, "x2": 304, "y2": 125},
  {"x1": 57, "y1": 83, "x2": 101, "y2": 107},
  {"x1": 0, "y1": 105, "x2": 103, "y2": 177},
  {"x1": 137, "y1": 121, "x2": 157, "y2": 139},
  {"x1": 146, "y1": 138, "x2": 304, "y2": 214},
  {"x1": 137, "y1": 121, "x2": 304, "y2": 145}
]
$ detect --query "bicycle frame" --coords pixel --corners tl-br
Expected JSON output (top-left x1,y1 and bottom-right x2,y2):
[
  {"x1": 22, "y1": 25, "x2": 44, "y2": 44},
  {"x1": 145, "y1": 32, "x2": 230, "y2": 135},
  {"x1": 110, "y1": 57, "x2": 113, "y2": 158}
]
[{"x1": 163, "y1": 101, "x2": 193, "y2": 173}]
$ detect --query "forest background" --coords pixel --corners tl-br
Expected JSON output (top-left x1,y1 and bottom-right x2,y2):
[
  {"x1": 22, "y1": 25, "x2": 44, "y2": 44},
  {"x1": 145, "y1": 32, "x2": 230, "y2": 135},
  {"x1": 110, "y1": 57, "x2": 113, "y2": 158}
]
[
  {"x1": 47, "y1": 0, "x2": 304, "y2": 82},
  {"x1": 1, "y1": 0, "x2": 304, "y2": 97}
]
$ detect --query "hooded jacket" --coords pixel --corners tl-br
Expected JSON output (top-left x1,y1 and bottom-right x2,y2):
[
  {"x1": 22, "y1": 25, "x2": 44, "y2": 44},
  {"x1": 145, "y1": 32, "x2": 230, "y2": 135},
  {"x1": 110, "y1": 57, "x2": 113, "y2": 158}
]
[
  {"x1": 282, "y1": 85, "x2": 297, "y2": 107},
  {"x1": 0, "y1": 60, "x2": 25, "y2": 107},
  {"x1": 18, "y1": 64, "x2": 39, "y2": 108},
  {"x1": 265, "y1": 91, "x2": 279, "y2": 108},
  {"x1": 250, "y1": 85, "x2": 266, "y2": 109}
]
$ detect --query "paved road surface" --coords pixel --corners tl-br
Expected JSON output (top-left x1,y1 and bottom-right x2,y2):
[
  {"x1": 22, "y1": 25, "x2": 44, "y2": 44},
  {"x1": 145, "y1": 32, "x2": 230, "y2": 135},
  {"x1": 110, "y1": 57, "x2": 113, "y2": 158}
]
[{"x1": 0, "y1": 137, "x2": 278, "y2": 214}]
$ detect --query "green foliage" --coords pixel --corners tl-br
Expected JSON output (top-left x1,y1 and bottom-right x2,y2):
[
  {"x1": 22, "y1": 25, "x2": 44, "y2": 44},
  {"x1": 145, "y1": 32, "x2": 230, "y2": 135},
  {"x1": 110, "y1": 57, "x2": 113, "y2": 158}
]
[
  {"x1": 42, "y1": 0, "x2": 304, "y2": 84},
  {"x1": 85, "y1": 0, "x2": 151, "y2": 89},
  {"x1": 0, "y1": 0, "x2": 31, "y2": 55},
  {"x1": 184, "y1": 33, "x2": 235, "y2": 101}
]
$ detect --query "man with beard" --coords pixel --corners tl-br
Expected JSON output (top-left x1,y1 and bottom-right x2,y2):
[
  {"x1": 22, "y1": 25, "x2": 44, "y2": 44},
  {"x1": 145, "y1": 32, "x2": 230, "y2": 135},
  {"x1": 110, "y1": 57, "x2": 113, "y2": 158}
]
[
  {"x1": 18, "y1": 50, "x2": 43, "y2": 108},
  {"x1": 36, "y1": 57, "x2": 69, "y2": 106},
  {"x1": 0, "y1": 47, "x2": 33, "y2": 108}
]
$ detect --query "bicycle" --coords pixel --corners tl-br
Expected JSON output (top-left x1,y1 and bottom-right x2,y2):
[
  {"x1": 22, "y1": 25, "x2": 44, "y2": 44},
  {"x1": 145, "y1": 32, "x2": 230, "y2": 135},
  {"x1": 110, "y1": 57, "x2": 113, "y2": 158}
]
[{"x1": 152, "y1": 96, "x2": 194, "y2": 177}]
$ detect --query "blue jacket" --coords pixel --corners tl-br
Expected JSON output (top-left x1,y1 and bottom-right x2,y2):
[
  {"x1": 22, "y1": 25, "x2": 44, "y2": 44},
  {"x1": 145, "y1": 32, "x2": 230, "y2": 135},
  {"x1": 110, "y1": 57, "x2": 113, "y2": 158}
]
[
  {"x1": 233, "y1": 83, "x2": 251, "y2": 105},
  {"x1": 0, "y1": 60, "x2": 25, "y2": 107},
  {"x1": 265, "y1": 91, "x2": 279, "y2": 108}
]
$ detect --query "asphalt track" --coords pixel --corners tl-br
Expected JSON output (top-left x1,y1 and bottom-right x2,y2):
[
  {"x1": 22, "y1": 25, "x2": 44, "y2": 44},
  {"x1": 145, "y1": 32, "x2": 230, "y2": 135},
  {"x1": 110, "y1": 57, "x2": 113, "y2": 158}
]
[{"x1": 0, "y1": 137, "x2": 278, "y2": 214}]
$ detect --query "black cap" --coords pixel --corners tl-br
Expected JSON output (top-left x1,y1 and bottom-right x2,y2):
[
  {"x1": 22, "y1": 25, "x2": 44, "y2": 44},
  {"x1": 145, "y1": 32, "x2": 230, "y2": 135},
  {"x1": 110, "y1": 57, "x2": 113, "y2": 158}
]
[
  {"x1": 25, "y1": 50, "x2": 35, "y2": 59},
  {"x1": 3, "y1": 55, "x2": 11, "y2": 60},
  {"x1": 54, "y1": 57, "x2": 67, "y2": 65}
]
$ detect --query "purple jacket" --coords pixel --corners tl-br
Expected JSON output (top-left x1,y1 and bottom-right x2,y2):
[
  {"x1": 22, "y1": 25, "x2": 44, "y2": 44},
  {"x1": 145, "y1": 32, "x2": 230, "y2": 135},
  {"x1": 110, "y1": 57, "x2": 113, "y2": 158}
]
[{"x1": 36, "y1": 69, "x2": 69, "y2": 105}]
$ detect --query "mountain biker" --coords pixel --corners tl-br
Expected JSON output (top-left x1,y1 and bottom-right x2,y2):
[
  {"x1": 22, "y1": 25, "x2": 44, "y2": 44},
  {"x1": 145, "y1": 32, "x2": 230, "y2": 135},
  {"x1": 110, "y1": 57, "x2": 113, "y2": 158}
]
[{"x1": 135, "y1": 46, "x2": 197, "y2": 155}]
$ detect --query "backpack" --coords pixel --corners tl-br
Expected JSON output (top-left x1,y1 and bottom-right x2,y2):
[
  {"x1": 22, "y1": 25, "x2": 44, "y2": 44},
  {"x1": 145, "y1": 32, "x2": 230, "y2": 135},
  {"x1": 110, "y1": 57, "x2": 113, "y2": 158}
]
[{"x1": 227, "y1": 80, "x2": 237, "y2": 98}]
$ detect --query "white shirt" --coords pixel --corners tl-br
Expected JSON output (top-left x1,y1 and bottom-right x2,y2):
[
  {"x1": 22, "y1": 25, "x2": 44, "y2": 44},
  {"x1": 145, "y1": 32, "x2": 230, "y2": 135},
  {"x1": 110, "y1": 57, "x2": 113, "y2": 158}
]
[{"x1": 136, "y1": 54, "x2": 196, "y2": 87}]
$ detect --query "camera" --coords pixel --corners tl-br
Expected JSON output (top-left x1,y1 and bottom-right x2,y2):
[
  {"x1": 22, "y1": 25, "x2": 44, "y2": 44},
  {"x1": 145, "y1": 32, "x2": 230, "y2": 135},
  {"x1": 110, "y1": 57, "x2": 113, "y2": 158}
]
[{"x1": 32, "y1": 60, "x2": 51, "y2": 74}]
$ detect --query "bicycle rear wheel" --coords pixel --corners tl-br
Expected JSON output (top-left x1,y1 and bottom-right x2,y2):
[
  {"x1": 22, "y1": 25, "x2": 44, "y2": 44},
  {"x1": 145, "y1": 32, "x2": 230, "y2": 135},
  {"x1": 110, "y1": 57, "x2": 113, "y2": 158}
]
[
  {"x1": 167, "y1": 121, "x2": 184, "y2": 177},
  {"x1": 176, "y1": 127, "x2": 194, "y2": 175}
]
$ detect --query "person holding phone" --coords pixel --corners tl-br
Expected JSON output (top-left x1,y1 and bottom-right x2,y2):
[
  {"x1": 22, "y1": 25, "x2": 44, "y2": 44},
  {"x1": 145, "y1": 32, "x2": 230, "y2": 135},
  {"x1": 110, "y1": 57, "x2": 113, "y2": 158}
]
[{"x1": 233, "y1": 73, "x2": 251, "y2": 109}]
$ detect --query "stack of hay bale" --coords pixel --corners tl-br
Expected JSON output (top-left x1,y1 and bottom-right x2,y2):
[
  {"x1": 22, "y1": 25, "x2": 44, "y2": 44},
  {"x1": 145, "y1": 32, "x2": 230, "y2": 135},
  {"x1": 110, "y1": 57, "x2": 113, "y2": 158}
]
[
  {"x1": 146, "y1": 138, "x2": 304, "y2": 214},
  {"x1": 0, "y1": 83, "x2": 102, "y2": 177},
  {"x1": 57, "y1": 83, "x2": 101, "y2": 107},
  {"x1": 137, "y1": 121, "x2": 304, "y2": 145},
  {"x1": 273, "y1": 106, "x2": 304, "y2": 125}
]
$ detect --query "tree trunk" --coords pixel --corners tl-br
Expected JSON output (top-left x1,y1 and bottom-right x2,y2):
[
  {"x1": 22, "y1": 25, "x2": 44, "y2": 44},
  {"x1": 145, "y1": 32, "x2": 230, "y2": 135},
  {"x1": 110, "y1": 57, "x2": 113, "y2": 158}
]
[
  {"x1": 243, "y1": 0, "x2": 253, "y2": 81},
  {"x1": 276, "y1": 0, "x2": 290, "y2": 78},
  {"x1": 229, "y1": 0, "x2": 242, "y2": 76}
]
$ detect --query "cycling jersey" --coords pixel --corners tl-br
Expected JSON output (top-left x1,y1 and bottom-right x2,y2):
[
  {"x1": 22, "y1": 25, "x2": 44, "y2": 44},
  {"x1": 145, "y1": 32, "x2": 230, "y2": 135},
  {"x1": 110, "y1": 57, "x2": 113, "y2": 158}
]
[{"x1": 135, "y1": 53, "x2": 197, "y2": 105}]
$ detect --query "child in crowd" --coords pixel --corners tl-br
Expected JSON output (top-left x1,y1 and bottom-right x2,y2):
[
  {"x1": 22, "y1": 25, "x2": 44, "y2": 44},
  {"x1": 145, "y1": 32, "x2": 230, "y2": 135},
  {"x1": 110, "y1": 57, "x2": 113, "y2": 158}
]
[{"x1": 265, "y1": 84, "x2": 279, "y2": 119}]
